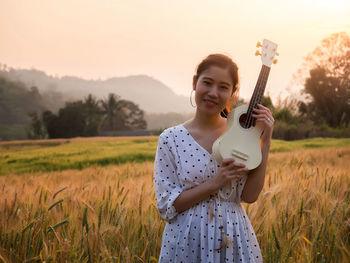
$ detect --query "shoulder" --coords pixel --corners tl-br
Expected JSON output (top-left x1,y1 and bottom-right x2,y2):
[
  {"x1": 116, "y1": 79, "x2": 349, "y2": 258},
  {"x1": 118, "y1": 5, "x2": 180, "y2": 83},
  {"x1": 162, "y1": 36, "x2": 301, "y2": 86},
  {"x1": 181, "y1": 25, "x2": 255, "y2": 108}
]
[
  {"x1": 158, "y1": 124, "x2": 184, "y2": 142},
  {"x1": 156, "y1": 125, "x2": 184, "y2": 160}
]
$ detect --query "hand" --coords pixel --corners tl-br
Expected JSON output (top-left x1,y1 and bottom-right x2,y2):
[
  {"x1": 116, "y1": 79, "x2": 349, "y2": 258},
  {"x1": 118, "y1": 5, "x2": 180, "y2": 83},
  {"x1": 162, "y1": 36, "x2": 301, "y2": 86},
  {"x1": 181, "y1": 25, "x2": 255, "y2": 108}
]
[
  {"x1": 252, "y1": 104, "x2": 274, "y2": 145},
  {"x1": 211, "y1": 158, "x2": 249, "y2": 191}
]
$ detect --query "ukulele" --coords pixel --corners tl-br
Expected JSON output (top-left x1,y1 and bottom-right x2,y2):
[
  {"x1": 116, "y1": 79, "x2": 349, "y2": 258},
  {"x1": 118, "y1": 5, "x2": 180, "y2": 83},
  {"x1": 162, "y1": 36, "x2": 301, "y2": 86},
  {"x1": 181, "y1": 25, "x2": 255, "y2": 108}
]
[{"x1": 212, "y1": 39, "x2": 278, "y2": 170}]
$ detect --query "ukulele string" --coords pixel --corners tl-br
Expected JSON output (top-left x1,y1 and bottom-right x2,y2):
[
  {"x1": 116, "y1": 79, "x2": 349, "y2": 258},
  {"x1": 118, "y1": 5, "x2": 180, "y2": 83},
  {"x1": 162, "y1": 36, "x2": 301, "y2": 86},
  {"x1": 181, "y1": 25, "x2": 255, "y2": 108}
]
[
  {"x1": 252, "y1": 65, "x2": 269, "y2": 126},
  {"x1": 247, "y1": 65, "x2": 266, "y2": 128},
  {"x1": 245, "y1": 69, "x2": 261, "y2": 128},
  {"x1": 246, "y1": 65, "x2": 270, "y2": 128},
  {"x1": 254, "y1": 66, "x2": 270, "y2": 126}
]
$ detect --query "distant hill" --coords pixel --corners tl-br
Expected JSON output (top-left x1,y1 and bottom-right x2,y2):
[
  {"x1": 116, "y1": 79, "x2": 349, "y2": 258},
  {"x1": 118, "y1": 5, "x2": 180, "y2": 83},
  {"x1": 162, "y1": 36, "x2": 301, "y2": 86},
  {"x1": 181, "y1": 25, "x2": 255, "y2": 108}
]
[{"x1": 0, "y1": 66, "x2": 192, "y2": 114}]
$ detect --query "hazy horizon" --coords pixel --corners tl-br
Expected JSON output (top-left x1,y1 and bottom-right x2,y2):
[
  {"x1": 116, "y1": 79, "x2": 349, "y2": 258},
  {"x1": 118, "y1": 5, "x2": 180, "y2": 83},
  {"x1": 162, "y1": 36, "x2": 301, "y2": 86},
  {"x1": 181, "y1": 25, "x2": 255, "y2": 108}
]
[{"x1": 1, "y1": 0, "x2": 350, "y2": 103}]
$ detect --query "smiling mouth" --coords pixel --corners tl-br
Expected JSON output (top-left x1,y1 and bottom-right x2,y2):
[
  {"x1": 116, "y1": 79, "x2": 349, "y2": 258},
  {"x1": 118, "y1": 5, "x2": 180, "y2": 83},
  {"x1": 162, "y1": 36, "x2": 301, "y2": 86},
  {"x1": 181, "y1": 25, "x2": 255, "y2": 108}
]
[{"x1": 203, "y1": 99, "x2": 218, "y2": 105}]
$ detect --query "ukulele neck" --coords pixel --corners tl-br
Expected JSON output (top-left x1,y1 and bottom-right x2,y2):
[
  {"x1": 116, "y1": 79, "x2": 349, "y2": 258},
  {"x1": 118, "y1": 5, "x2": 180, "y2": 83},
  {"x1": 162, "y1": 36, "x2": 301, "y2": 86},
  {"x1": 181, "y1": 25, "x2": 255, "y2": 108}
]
[{"x1": 244, "y1": 64, "x2": 271, "y2": 128}]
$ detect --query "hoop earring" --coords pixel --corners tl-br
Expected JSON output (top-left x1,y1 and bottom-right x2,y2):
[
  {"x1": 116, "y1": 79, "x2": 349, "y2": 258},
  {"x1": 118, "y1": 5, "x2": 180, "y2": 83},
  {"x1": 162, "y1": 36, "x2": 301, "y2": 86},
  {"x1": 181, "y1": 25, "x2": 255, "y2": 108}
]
[
  {"x1": 190, "y1": 90, "x2": 196, "y2": 108},
  {"x1": 220, "y1": 109, "x2": 228, "y2": 118}
]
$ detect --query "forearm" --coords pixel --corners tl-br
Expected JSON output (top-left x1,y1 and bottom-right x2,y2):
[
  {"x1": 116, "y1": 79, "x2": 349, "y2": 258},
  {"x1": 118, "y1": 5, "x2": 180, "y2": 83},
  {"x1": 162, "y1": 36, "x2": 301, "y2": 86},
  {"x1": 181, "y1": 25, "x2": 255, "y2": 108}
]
[
  {"x1": 241, "y1": 141, "x2": 270, "y2": 203},
  {"x1": 173, "y1": 178, "x2": 218, "y2": 213}
]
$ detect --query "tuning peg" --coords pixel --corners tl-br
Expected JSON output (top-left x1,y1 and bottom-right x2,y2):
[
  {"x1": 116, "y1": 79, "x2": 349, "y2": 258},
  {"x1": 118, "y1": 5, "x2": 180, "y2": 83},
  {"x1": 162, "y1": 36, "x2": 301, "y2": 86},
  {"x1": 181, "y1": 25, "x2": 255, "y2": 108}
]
[
  {"x1": 255, "y1": 50, "x2": 261, "y2": 56},
  {"x1": 256, "y1": 41, "x2": 262, "y2": 48},
  {"x1": 273, "y1": 59, "x2": 278, "y2": 64},
  {"x1": 272, "y1": 48, "x2": 279, "y2": 56}
]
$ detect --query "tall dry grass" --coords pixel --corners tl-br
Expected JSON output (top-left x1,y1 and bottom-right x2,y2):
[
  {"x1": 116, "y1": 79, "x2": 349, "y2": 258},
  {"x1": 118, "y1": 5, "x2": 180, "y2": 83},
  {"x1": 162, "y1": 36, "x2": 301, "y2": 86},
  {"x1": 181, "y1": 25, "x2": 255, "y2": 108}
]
[
  {"x1": 246, "y1": 146, "x2": 350, "y2": 262},
  {"x1": 0, "y1": 163, "x2": 163, "y2": 262},
  {"x1": 0, "y1": 146, "x2": 349, "y2": 262}
]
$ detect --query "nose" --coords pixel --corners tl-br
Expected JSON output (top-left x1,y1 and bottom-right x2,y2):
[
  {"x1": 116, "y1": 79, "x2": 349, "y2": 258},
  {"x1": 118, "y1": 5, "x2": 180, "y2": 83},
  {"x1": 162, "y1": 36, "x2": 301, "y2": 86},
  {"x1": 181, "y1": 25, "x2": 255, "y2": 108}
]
[{"x1": 207, "y1": 85, "x2": 219, "y2": 98}]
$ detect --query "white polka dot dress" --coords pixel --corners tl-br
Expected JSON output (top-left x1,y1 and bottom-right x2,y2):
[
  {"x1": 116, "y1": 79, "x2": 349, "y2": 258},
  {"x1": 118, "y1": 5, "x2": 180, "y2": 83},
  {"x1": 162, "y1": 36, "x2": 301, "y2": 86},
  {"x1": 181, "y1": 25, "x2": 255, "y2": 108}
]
[{"x1": 153, "y1": 124, "x2": 263, "y2": 263}]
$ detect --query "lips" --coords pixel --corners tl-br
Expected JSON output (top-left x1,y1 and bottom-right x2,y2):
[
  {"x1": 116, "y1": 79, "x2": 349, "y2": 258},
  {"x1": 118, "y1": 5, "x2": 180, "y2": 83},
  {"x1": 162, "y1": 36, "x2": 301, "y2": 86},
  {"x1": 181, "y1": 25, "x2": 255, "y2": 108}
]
[{"x1": 203, "y1": 99, "x2": 218, "y2": 107}]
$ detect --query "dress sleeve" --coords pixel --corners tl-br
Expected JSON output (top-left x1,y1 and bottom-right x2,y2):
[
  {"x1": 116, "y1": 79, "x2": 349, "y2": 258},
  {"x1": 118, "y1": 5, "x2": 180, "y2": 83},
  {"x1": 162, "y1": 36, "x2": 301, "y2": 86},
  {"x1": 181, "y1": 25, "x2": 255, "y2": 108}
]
[{"x1": 153, "y1": 133, "x2": 183, "y2": 222}]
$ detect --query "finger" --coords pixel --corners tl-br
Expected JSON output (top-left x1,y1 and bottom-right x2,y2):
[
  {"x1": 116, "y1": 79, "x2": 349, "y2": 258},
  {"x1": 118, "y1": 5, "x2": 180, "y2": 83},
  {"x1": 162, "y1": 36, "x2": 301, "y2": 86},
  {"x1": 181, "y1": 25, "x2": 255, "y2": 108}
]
[
  {"x1": 234, "y1": 163, "x2": 247, "y2": 169},
  {"x1": 254, "y1": 111, "x2": 272, "y2": 121},
  {"x1": 229, "y1": 168, "x2": 249, "y2": 176},
  {"x1": 224, "y1": 161, "x2": 237, "y2": 170},
  {"x1": 253, "y1": 108, "x2": 270, "y2": 117},
  {"x1": 253, "y1": 114, "x2": 274, "y2": 123},
  {"x1": 252, "y1": 108, "x2": 263, "y2": 113},
  {"x1": 227, "y1": 160, "x2": 246, "y2": 168},
  {"x1": 257, "y1": 104, "x2": 271, "y2": 113},
  {"x1": 253, "y1": 115, "x2": 269, "y2": 122},
  {"x1": 228, "y1": 173, "x2": 246, "y2": 180},
  {"x1": 221, "y1": 158, "x2": 236, "y2": 166},
  {"x1": 226, "y1": 167, "x2": 249, "y2": 175},
  {"x1": 255, "y1": 118, "x2": 273, "y2": 126},
  {"x1": 252, "y1": 113, "x2": 265, "y2": 118}
]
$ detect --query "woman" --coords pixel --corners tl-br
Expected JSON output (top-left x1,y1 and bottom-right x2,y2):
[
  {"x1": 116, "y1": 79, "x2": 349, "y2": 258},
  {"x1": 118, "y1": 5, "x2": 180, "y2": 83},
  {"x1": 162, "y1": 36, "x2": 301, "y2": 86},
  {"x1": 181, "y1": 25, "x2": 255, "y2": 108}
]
[{"x1": 153, "y1": 54, "x2": 274, "y2": 262}]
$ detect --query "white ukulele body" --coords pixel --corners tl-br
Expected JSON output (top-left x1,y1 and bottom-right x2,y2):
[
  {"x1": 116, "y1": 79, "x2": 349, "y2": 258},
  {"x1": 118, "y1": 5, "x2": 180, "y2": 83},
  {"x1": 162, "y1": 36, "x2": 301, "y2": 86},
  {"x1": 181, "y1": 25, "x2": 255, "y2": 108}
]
[{"x1": 212, "y1": 104, "x2": 263, "y2": 170}]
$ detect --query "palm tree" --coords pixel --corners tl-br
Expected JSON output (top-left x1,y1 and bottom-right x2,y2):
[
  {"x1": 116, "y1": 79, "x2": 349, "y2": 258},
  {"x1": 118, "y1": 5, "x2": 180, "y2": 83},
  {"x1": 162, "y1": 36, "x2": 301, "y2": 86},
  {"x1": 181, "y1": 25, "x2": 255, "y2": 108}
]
[
  {"x1": 100, "y1": 93, "x2": 122, "y2": 131},
  {"x1": 84, "y1": 94, "x2": 101, "y2": 136}
]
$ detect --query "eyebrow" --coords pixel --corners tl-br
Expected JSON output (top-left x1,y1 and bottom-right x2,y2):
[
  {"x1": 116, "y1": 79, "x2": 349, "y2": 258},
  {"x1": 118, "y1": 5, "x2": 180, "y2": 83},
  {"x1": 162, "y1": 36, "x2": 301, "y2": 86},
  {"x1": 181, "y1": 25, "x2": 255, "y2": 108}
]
[{"x1": 202, "y1": 77, "x2": 231, "y2": 86}]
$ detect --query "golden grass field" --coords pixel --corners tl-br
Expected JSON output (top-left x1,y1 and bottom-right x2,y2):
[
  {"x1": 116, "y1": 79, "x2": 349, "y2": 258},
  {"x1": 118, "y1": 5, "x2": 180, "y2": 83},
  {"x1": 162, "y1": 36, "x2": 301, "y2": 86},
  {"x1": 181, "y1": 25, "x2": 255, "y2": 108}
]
[{"x1": 0, "y1": 137, "x2": 349, "y2": 262}]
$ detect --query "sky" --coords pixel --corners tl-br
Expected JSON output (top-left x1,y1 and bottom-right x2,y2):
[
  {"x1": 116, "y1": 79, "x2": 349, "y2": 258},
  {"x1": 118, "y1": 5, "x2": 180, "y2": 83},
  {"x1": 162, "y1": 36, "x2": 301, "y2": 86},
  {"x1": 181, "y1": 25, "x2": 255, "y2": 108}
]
[{"x1": 1, "y1": 0, "x2": 350, "y2": 103}]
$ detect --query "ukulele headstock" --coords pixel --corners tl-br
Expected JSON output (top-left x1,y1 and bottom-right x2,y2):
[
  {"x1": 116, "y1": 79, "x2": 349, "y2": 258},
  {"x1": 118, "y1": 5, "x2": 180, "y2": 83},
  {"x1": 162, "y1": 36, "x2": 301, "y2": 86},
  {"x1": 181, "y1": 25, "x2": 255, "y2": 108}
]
[{"x1": 255, "y1": 39, "x2": 278, "y2": 67}]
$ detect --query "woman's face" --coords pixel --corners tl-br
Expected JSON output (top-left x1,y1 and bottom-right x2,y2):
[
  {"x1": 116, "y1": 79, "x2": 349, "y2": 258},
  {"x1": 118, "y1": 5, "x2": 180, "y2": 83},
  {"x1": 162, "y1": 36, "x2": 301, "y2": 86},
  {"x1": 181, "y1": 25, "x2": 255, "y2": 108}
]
[{"x1": 193, "y1": 65, "x2": 234, "y2": 116}]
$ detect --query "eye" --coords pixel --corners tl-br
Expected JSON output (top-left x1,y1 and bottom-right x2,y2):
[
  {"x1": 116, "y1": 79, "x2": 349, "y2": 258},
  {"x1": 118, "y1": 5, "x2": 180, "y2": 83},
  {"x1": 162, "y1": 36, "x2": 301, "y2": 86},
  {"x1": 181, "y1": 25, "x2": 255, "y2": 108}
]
[
  {"x1": 203, "y1": 80, "x2": 211, "y2": 85},
  {"x1": 220, "y1": 85, "x2": 229, "y2": 90}
]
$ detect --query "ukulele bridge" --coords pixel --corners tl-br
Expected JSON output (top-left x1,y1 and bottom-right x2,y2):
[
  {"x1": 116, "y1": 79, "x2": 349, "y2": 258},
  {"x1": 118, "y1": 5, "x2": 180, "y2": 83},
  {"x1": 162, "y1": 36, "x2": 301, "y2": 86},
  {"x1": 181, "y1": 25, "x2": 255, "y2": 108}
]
[{"x1": 231, "y1": 149, "x2": 249, "y2": 161}]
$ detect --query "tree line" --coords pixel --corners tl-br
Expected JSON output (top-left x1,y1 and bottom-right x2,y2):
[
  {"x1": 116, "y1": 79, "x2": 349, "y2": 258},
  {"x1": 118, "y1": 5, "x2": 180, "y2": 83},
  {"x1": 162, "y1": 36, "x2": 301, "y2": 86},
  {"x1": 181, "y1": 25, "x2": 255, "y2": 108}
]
[
  {"x1": 261, "y1": 32, "x2": 350, "y2": 140},
  {"x1": 0, "y1": 74, "x2": 147, "y2": 140},
  {"x1": 28, "y1": 93, "x2": 147, "y2": 139}
]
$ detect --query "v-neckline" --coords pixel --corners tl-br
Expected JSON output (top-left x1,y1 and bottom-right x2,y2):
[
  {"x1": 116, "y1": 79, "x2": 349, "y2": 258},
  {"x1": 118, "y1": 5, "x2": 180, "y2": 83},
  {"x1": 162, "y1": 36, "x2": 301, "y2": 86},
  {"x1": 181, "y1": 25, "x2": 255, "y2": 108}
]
[{"x1": 179, "y1": 124, "x2": 212, "y2": 156}]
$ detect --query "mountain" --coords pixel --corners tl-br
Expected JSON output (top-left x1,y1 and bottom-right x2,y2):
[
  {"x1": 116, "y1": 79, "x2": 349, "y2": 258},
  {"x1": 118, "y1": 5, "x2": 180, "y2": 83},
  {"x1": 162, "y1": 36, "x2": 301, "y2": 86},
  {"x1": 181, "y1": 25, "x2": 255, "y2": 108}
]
[{"x1": 0, "y1": 67, "x2": 192, "y2": 114}]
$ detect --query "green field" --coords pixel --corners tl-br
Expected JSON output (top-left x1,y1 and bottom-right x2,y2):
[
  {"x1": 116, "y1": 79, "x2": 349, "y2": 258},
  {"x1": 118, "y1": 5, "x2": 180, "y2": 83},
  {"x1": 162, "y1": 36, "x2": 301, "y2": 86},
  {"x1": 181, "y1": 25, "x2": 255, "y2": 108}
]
[
  {"x1": 270, "y1": 137, "x2": 350, "y2": 152},
  {"x1": 0, "y1": 137, "x2": 158, "y2": 175},
  {"x1": 1, "y1": 137, "x2": 350, "y2": 175}
]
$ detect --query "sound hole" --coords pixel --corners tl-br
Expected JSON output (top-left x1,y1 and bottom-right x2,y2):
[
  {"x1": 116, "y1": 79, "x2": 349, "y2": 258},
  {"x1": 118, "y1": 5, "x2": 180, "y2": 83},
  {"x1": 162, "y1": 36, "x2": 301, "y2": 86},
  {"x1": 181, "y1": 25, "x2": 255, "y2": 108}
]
[{"x1": 239, "y1": 113, "x2": 255, "y2": 129}]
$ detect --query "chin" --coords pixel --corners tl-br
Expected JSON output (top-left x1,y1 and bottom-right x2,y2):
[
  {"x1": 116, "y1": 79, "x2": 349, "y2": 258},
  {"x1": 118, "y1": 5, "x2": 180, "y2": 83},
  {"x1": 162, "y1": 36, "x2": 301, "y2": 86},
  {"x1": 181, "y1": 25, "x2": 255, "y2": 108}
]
[{"x1": 198, "y1": 106, "x2": 221, "y2": 116}]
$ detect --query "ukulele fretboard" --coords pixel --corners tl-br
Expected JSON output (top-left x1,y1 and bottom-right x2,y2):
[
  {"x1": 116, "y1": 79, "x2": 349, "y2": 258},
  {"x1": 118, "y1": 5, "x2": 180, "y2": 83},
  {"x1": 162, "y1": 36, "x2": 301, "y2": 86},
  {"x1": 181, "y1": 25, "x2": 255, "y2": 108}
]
[{"x1": 244, "y1": 64, "x2": 271, "y2": 128}]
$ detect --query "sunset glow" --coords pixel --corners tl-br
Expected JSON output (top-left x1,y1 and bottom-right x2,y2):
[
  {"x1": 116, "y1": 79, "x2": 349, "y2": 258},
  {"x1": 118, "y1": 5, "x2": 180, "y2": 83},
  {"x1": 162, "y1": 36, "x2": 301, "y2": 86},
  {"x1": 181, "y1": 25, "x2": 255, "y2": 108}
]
[{"x1": 1, "y1": 0, "x2": 349, "y2": 102}]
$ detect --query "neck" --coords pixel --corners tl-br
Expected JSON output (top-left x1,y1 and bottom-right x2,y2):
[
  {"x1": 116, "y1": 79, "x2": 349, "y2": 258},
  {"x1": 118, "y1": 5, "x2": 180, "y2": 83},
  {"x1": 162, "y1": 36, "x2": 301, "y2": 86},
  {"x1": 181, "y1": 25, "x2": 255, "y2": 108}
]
[{"x1": 191, "y1": 109, "x2": 224, "y2": 130}]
